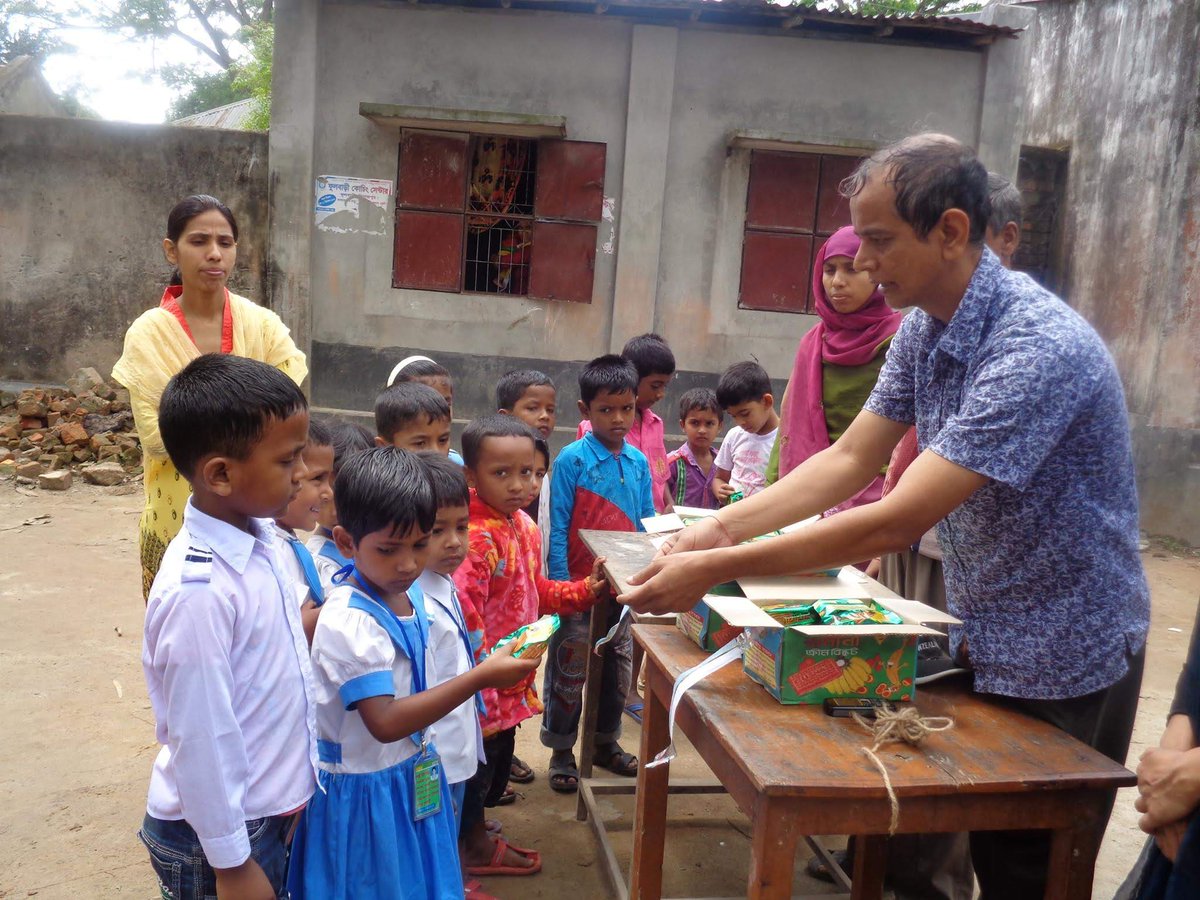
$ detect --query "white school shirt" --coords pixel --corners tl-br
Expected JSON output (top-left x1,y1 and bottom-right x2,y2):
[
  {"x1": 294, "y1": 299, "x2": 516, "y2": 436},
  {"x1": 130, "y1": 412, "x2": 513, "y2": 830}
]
[
  {"x1": 714, "y1": 425, "x2": 779, "y2": 498},
  {"x1": 309, "y1": 583, "x2": 433, "y2": 774},
  {"x1": 419, "y1": 570, "x2": 486, "y2": 784},
  {"x1": 274, "y1": 524, "x2": 314, "y2": 606},
  {"x1": 143, "y1": 500, "x2": 318, "y2": 870},
  {"x1": 306, "y1": 529, "x2": 346, "y2": 588}
]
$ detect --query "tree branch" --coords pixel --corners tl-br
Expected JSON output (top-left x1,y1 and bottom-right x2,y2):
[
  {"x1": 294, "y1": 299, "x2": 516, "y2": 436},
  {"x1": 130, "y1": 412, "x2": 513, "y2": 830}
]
[
  {"x1": 184, "y1": 0, "x2": 234, "y2": 67},
  {"x1": 169, "y1": 24, "x2": 230, "y2": 68}
]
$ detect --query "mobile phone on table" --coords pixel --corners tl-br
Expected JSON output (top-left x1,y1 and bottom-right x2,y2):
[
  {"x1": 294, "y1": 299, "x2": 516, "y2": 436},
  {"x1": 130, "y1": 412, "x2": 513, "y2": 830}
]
[{"x1": 823, "y1": 697, "x2": 888, "y2": 718}]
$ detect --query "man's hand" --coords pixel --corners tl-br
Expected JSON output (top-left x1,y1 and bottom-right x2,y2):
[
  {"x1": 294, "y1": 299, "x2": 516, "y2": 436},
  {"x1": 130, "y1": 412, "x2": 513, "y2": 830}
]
[
  {"x1": 618, "y1": 550, "x2": 721, "y2": 615},
  {"x1": 1135, "y1": 747, "x2": 1200, "y2": 832},
  {"x1": 1155, "y1": 820, "x2": 1189, "y2": 862},
  {"x1": 214, "y1": 858, "x2": 276, "y2": 900},
  {"x1": 653, "y1": 516, "x2": 735, "y2": 560}
]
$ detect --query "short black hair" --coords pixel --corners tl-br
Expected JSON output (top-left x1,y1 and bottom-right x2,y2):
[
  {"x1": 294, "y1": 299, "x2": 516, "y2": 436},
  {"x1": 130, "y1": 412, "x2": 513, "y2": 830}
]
[
  {"x1": 307, "y1": 416, "x2": 333, "y2": 448},
  {"x1": 496, "y1": 369, "x2": 555, "y2": 410},
  {"x1": 986, "y1": 172, "x2": 1024, "y2": 233},
  {"x1": 716, "y1": 361, "x2": 772, "y2": 409},
  {"x1": 678, "y1": 387, "x2": 723, "y2": 423},
  {"x1": 326, "y1": 419, "x2": 375, "y2": 479},
  {"x1": 840, "y1": 133, "x2": 989, "y2": 244},
  {"x1": 417, "y1": 451, "x2": 470, "y2": 509},
  {"x1": 159, "y1": 354, "x2": 307, "y2": 480},
  {"x1": 579, "y1": 354, "x2": 639, "y2": 405},
  {"x1": 375, "y1": 382, "x2": 451, "y2": 440},
  {"x1": 388, "y1": 356, "x2": 451, "y2": 387},
  {"x1": 334, "y1": 446, "x2": 437, "y2": 544},
  {"x1": 461, "y1": 414, "x2": 538, "y2": 469},
  {"x1": 533, "y1": 437, "x2": 550, "y2": 469},
  {"x1": 622, "y1": 333, "x2": 676, "y2": 379}
]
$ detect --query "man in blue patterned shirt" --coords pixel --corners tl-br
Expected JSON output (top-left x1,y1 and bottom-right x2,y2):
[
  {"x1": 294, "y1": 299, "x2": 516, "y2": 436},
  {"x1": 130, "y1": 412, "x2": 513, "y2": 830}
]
[{"x1": 622, "y1": 134, "x2": 1149, "y2": 898}]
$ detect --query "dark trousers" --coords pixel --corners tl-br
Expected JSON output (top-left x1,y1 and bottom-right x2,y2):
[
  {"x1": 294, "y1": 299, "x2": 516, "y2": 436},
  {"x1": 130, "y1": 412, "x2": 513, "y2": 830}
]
[
  {"x1": 461, "y1": 726, "x2": 516, "y2": 834},
  {"x1": 970, "y1": 645, "x2": 1146, "y2": 899},
  {"x1": 539, "y1": 607, "x2": 632, "y2": 752}
]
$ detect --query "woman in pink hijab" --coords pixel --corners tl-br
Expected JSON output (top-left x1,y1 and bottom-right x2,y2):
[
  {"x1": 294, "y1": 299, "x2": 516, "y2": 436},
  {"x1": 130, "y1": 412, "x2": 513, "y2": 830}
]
[{"x1": 766, "y1": 225, "x2": 902, "y2": 513}]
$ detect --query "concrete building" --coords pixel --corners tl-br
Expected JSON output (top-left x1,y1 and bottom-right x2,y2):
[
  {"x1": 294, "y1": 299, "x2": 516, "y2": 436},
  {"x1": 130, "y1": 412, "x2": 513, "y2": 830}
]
[
  {"x1": 269, "y1": 0, "x2": 1026, "y2": 425},
  {"x1": 0, "y1": 56, "x2": 63, "y2": 117}
]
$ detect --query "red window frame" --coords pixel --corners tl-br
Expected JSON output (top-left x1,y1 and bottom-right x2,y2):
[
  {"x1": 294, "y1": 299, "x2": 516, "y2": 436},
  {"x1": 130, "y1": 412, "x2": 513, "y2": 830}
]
[
  {"x1": 392, "y1": 130, "x2": 606, "y2": 304},
  {"x1": 737, "y1": 150, "x2": 864, "y2": 314}
]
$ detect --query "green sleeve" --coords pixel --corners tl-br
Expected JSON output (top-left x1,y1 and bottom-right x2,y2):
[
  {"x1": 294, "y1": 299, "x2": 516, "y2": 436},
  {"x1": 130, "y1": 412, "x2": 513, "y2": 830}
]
[{"x1": 765, "y1": 428, "x2": 782, "y2": 486}]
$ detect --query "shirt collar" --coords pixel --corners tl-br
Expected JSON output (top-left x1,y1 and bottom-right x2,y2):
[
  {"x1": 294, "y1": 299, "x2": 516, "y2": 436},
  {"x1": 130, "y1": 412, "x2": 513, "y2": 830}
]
[
  {"x1": 675, "y1": 443, "x2": 701, "y2": 468},
  {"x1": 582, "y1": 430, "x2": 635, "y2": 462},
  {"x1": 934, "y1": 246, "x2": 1005, "y2": 364},
  {"x1": 184, "y1": 497, "x2": 272, "y2": 574}
]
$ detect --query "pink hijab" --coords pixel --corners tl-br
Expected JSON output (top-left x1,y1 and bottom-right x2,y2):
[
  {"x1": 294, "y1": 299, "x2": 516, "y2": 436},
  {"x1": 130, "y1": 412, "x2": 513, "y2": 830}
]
[{"x1": 778, "y1": 226, "x2": 901, "y2": 478}]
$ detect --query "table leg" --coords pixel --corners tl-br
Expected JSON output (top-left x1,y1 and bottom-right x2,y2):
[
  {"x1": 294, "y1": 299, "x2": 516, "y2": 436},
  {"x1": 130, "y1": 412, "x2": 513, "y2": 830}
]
[
  {"x1": 630, "y1": 658, "x2": 670, "y2": 900},
  {"x1": 850, "y1": 835, "x2": 887, "y2": 900},
  {"x1": 1044, "y1": 814, "x2": 1103, "y2": 900},
  {"x1": 747, "y1": 797, "x2": 800, "y2": 900},
  {"x1": 576, "y1": 596, "x2": 612, "y2": 821}
]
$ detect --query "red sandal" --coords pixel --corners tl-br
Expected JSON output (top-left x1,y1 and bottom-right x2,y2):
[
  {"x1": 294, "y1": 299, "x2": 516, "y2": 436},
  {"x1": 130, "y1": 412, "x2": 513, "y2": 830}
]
[{"x1": 465, "y1": 837, "x2": 543, "y2": 877}]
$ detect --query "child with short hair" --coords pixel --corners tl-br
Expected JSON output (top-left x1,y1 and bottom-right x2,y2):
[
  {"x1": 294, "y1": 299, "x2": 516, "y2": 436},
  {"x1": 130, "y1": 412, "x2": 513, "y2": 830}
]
[
  {"x1": 667, "y1": 388, "x2": 723, "y2": 511},
  {"x1": 274, "y1": 417, "x2": 335, "y2": 642},
  {"x1": 453, "y1": 414, "x2": 608, "y2": 878},
  {"x1": 543, "y1": 355, "x2": 655, "y2": 792},
  {"x1": 375, "y1": 381, "x2": 453, "y2": 455},
  {"x1": 388, "y1": 354, "x2": 465, "y2": 464},
  {"x1": 138, "y1": 354, "x2": 316, "y2": 900},
  {"x1": 287, "y1": 446, "x2": 538, "y2": 899},
  {"x1": 713, "y1": 361, "x2": 780, "y2": 502},
  {"x1": 577, "y1": 334, "x2": 675, "y2": 512},
  {"x1": 498, "y1": 369, "x2": 557, "y2": 562},
  {"x1": 307, "y1": 418, "x2": 374, "y2": 585}
]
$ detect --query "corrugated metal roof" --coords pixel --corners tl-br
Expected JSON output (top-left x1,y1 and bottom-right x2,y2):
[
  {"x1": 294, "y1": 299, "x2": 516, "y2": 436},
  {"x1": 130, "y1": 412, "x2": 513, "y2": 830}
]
[
  {"x1": 172, "y1": 97, "x2": 256, "y2": 130},
  {"x1": 397, "y1": 0, "x2": 1021, "y2": 43}
]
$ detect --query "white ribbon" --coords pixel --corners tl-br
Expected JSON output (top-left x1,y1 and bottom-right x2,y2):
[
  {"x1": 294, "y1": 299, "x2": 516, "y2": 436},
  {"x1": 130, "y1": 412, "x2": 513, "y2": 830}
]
[
  {"x1": 645, "y1": 635, "x2": 746, "y2": 769},
  {"x1": 593, "y1": 604, "x2": 633, "y2": 654}
]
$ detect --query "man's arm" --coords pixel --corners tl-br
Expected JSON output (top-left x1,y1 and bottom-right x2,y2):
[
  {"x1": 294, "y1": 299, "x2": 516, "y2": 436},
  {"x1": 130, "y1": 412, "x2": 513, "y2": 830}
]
[{"x1": 621, "y1": 446, "x2": 985, "y2": 614}]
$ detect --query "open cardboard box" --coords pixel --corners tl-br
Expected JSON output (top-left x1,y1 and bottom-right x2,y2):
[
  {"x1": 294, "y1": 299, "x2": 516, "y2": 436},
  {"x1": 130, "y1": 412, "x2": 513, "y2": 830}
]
[{"x1": 705, "y1": 592, "x2": 961, "y2": 704}]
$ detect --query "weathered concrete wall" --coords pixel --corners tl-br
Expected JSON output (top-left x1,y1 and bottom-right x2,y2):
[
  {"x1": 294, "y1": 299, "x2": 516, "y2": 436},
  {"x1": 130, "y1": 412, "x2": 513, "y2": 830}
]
[
  {"x1": 1020, "y1": 0, "x2": 1200, "y2": 543},
  {"x1": 0, "y1": 116, "x2": 269, "y2": 383},
  {"x1": 274, "y1": 2, "x2": 1010, "y2": 418}
]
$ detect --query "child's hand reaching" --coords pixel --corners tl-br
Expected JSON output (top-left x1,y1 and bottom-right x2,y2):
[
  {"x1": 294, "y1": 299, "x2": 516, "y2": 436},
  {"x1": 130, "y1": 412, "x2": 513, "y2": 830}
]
[
  {"x1": 476, "y1": 637, "x2": 540, "y2": 688},
  {"x1": 714, "y1": 482, "x2": 738, "y2": 503},
  {"x1": 586, "y1": 556, "x2": 610, "y2": 600}
]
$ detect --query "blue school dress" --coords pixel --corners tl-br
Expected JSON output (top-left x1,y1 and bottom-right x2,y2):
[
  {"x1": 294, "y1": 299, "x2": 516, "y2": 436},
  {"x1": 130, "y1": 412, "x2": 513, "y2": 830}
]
[{"x1": 287, "y1": 572, "x2": 464, "y2": 900}]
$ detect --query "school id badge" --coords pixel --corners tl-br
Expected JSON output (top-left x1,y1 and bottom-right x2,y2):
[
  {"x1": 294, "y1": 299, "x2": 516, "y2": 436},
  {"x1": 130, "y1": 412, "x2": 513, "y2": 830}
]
[{"x1": 412, "y1": 751, "x2": 443, "y2": 821}]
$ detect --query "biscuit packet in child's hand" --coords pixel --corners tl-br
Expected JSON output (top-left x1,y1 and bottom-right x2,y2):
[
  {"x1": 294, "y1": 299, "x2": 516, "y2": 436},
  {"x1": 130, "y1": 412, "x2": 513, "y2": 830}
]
[{"x1": 492, "y1": 614, "x2": 561, "y2": 660}]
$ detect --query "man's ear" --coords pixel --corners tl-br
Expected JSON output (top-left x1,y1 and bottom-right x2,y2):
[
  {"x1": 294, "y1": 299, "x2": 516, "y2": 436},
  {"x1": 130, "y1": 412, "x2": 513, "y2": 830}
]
[
  {"x1": 1001, "y1": 221, "x2": 1021, "y2": 260},
  {"x1": 332, "y1": 525, "x2": 356, "y2": 560},
  {"x1": 937, "y1": 208, "x2": 972, "y2": 259},
  {"x1": 198, "y1": 454, "x2": 234, "y2": 497},
  {"x1": 577, "y1": 399, "x2": 590, "y2": 418}
]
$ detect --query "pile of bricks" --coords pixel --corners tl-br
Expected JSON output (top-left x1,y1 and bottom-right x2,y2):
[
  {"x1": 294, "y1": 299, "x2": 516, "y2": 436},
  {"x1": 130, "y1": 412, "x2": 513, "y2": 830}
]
[{"x1": 0, "y1": 368, "x2": 142, "y2": 492}]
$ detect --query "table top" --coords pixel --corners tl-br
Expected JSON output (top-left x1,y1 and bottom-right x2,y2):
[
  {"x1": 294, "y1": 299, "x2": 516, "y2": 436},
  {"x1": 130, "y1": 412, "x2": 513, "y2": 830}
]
[
  {"x1": 635, "y1": 624, "x2": 1137, "y2": 801},
  {"x1": 580, "y1": 529, "x2": 659, "y2": 595}
]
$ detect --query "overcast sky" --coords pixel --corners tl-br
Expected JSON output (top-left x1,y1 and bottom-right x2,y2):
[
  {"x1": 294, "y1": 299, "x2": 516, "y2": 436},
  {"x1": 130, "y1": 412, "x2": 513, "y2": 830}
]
[{"x1": 32, "y1": 4, "x2": 241, "y2": 124}]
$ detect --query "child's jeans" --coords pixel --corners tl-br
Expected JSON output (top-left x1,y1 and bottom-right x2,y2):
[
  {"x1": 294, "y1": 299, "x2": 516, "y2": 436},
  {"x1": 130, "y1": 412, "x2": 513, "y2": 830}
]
[
  {"x1": 138, "y1": 812, "x2": 293, "y2": 899},
  {"x1": 540, "y1": 607, "x2": 632, "y2": 752},
  {"x1": 461, "y1": 727, "x2": 517, "y2": 834}
]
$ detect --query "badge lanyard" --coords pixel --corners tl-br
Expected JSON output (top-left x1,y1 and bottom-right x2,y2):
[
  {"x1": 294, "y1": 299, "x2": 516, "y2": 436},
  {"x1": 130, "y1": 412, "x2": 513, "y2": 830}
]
[{"x1": 341, "y1": 565, "x2": 444, "y2": 821}]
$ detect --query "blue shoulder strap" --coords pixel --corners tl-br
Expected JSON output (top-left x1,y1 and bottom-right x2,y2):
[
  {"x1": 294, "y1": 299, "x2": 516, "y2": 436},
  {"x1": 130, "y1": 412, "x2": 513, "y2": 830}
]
[
  {"x1": 285, "y1": 537, "x2": 326, "y2": 606},
  {"x1": 318, "y1": 538, "x2": 351, "y2": 568}
]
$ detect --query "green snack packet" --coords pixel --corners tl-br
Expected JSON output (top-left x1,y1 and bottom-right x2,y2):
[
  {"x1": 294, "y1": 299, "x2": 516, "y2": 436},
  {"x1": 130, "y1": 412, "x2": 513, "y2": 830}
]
[
  {"x1": 761, "y1": 602, "x2": 818, "y2": 626},
  {"x1": 492, "y1": 614, "x2": 561, "y2": 659},
  {"x1": 813, "y1": 598, "x2": 903, "y2": 626}
]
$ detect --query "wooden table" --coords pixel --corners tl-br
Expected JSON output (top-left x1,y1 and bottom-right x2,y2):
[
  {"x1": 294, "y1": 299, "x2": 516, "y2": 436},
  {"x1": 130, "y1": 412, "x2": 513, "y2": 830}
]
[{"x1": 631, "y1": 625, "x2": 1136, "y2": 900}]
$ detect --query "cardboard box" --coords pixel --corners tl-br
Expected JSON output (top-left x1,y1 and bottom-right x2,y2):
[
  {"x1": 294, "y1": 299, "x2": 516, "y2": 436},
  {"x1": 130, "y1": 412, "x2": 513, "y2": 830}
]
[
  {"x1": 704, "y1": 594, "x2": 961, "y2": 704},
  {"x1": 676, "y1": 582, "x2": 747, "y2": 651}
]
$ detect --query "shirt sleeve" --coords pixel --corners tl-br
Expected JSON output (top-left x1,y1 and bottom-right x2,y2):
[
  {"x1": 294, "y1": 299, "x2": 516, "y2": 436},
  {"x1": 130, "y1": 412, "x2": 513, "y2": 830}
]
[
  {"x1": 548, "y1": 452, "x2": 577, "y2": 581},
  {"x1": 311, "y1": 605, "x2": 396, "y2": 708},
  {"x1": 148, "y1": 582, "x2": 252, "y2": 868},
  {"x1": 863, "y1": 316, "x2": 918, "y2": 426},
  {"x1": 714, "y1": 430, "x2": 736, "y2": 472},
  {"x1": 928, "y1": 337, "x2": 1101, "y2": 491},
  {"x1": 639, "y1": 459, "x2": 656, "y2": 523}
]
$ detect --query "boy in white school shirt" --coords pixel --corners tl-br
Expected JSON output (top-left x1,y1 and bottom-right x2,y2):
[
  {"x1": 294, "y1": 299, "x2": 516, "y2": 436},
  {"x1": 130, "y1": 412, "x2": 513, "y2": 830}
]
[{"x1": 138, "y1": 354, "x2": 318, "y2": 900}]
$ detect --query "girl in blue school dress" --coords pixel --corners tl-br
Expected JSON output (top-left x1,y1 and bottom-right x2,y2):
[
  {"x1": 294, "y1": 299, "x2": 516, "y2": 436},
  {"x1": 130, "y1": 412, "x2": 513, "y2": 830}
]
[{"x1": 288, "y1": 447, "x2": 538, "y2": 899}]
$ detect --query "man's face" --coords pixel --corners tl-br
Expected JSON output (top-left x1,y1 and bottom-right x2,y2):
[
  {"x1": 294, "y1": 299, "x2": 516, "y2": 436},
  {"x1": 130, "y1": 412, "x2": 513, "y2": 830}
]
[{"x1": 850, "y1": 172, "x2": 944, "y2": 311}]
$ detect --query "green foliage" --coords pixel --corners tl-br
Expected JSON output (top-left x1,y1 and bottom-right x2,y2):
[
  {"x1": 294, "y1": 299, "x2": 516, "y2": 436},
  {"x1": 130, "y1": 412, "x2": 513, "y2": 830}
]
[
  {"x1": 100, "y1": 0, "x2": 271, "y2": 70},
  {"x1": 797, "y1": 0, "x2": 984, "y2": 14},
  {"x1": 165, "y1": 67, "x2": 249, "y2": 120},
  {"x1": 230, "y1": 22, "x2": 271, "y2": 131},
  {"x1": 0, "y1": 0, "x2": 65, "y2": 64}
]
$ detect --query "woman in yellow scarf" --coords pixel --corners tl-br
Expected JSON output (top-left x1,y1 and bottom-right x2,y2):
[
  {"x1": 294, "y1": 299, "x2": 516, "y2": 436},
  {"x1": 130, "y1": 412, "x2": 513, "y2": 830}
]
[{"x1": 112, "y1": 195, "x2": 307, "y2": 599}]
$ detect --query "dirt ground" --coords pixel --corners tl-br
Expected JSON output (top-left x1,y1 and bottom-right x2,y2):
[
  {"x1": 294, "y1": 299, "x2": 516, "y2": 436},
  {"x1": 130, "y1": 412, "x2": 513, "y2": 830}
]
[{"x1": 0, "y1": 483, "x2": 1196, "y2": 899}]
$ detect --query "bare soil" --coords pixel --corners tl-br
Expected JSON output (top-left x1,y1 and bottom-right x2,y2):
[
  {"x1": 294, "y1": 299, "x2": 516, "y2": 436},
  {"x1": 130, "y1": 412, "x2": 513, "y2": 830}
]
[{"x1": 0, "y1": 483, "x2": 1195, "y2": 899}]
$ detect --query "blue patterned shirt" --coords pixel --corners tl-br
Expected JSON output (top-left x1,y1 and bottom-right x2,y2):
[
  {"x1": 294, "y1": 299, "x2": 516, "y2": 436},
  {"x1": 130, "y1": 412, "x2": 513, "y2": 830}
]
[{"x1": 865, "y1": 248, "x2": 1149, "y2": 700}]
